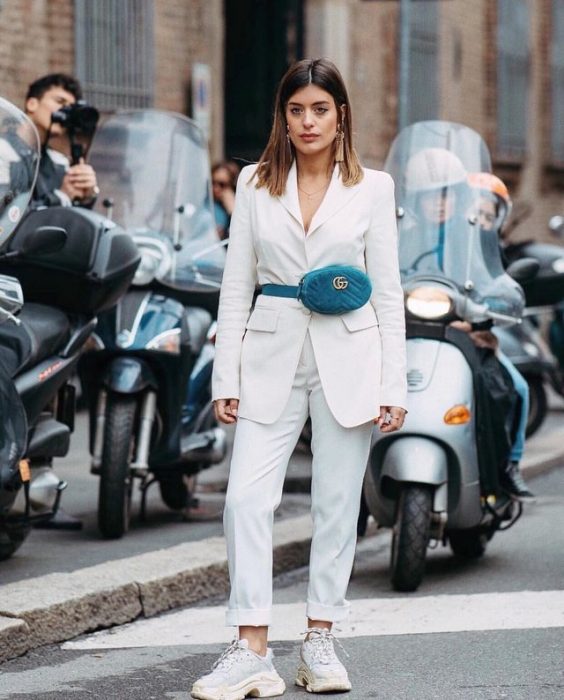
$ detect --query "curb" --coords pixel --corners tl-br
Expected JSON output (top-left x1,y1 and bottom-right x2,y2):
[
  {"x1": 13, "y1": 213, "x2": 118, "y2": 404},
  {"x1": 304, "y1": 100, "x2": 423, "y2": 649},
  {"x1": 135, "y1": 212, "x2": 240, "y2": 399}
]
[
  {"x1": 0, "y1": 447, "x2": 561, "y2": 665},
  {"x1": 0, "y1": 515, "x2": 312, "y2": 664}
]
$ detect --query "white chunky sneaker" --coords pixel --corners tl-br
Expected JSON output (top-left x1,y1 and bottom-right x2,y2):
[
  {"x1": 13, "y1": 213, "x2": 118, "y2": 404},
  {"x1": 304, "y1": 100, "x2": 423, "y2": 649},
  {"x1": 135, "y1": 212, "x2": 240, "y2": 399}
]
[
  {"x1": 295, "y1": 628, "x2": 352, "y2": 693},
  {"x1": 191, "y1": 638, "x2": 286, "y2": 700}
]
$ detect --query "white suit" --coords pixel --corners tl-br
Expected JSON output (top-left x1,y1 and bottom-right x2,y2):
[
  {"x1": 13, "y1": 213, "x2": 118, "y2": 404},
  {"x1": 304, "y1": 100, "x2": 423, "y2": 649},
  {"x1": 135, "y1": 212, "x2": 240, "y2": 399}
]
[
  {"x1": 213, "y1": 161, "x2": 407, "y2": 626},
  {"x1": 212, "y1": 161, "x2": 407, "y2": 424}
]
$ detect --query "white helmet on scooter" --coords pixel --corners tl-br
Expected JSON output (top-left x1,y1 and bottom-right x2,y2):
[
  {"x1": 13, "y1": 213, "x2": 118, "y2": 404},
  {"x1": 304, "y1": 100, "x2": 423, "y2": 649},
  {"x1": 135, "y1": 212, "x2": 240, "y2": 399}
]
[{"x1": 404, "y1": 148, "x2": 468, "y2": 192}]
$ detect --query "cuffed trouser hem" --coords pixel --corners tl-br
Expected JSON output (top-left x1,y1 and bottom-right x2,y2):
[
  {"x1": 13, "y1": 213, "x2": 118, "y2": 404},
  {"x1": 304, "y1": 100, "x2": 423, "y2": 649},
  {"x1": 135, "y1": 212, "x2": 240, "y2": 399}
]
[
  {"x1": 306, "y1": 599, "x2": 351, "y2": 623},
  {"x1": 225, "y1": 607, "x2": 272, "y2": 627}
]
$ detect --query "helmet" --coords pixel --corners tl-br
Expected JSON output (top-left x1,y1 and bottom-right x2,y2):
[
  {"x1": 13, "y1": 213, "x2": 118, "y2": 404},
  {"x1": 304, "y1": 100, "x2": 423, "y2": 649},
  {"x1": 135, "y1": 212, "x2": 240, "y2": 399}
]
[
  {"x1": 467, "y1": 172, "x2": 512, "y2": 232},
  {"x1": 404, "y1": 148, "x2": 468, "y2": 192}
]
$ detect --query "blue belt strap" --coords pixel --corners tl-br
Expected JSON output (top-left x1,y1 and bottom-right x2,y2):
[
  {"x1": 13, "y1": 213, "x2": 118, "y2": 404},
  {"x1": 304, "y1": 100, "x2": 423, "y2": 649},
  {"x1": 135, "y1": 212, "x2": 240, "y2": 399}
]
[{"x1": 262, "y1": 283, "x2": 300, "y2": 299}]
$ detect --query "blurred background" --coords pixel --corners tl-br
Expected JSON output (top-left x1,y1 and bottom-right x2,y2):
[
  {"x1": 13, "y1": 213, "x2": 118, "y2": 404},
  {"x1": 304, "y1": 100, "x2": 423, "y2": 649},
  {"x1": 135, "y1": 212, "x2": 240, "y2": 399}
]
[{"x1": 0, "y1": 0, "x2": 562, "y2": 242}]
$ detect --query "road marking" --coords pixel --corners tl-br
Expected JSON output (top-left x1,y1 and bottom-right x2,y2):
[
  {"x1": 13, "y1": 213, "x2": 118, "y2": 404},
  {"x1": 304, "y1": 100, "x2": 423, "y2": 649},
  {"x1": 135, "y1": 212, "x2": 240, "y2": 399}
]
[{"x1": 63, "y1": 589, "x2": 564, "y2": 650}]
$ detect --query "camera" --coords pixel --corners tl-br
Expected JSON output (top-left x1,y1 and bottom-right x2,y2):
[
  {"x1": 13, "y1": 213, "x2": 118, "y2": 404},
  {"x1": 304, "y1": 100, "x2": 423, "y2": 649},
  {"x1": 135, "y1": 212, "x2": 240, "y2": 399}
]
[{"x1": 51, "y1": 100, "x2": 100, "y2": 138}]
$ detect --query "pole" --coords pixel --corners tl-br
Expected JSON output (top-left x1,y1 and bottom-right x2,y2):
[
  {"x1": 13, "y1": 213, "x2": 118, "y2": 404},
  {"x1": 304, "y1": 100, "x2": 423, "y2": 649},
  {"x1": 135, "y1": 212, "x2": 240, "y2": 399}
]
[{"x1": 398, "y1": 0, "x2": 411, "y2": 131}]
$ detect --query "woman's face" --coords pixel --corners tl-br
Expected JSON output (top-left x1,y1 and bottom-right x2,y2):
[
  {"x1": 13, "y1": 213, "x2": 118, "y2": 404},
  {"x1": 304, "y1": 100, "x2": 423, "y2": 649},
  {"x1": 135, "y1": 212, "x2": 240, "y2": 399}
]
[
  {"x1": 285, "y1": 84, "x2": 341, "y2": 159},
  {"x1": 212, "y1": 167, "x2": 232, "y2": 202}
]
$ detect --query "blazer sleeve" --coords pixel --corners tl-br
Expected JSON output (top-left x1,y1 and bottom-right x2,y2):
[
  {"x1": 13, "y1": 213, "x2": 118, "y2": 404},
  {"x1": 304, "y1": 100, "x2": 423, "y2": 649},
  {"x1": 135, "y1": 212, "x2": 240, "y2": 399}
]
[
  {"x1": 211, "y1": 166, "x2": 258, "y2": 401},
  {"x1": 365, "y1": 172, "x2": 408, "y2": 410}
]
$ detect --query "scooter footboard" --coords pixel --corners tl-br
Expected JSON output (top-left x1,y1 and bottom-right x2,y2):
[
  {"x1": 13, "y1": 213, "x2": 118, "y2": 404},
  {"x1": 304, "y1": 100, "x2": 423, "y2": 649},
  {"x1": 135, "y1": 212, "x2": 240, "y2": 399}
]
[{"x1": 365, "y1": 437, "x2": 448, "y2": 528}]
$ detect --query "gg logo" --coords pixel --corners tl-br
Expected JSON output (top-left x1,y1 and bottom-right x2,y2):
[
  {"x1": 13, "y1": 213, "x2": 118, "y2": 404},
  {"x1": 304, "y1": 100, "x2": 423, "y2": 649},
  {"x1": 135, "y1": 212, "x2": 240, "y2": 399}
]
[{"x1": 333, "y1": 276, "x2": 348, "y2": 290}]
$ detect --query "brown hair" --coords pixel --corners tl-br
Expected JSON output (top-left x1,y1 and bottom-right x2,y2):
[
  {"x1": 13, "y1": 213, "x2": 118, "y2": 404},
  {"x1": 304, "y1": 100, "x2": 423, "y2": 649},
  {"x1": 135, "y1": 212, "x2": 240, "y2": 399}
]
[
  {"x1": 212, "y1": 160, "x2": 239, "y2": 192},
  {"x1": 253, "y1": 58, "x2": 363, "y2": 196}
]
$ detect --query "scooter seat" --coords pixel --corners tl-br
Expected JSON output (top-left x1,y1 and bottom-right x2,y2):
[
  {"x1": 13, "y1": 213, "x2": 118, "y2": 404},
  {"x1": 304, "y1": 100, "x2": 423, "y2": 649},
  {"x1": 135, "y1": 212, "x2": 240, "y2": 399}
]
[
  {"x1": 0, "y1": 303, "x2": 72, "y2": 375},
  {"x1": 184, "y1": 306, "x2": 212, "y2": 355}
]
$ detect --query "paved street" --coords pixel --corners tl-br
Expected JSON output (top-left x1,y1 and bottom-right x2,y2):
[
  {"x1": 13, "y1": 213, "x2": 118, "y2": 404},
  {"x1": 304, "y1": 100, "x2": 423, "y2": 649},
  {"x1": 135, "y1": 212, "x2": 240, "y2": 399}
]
[
  {"x1": 1, "y1": 466, "x2": 563, "y2": 699},
  {"x1": 1, "y1": 413, "x2": 311, "y2": 584}
]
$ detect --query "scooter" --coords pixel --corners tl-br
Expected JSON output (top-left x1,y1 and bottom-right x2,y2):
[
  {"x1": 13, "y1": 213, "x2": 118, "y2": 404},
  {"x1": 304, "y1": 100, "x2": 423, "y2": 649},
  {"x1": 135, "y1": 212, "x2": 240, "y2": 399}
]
[
  {"x1": 78, "y1": 109, "x2": 227, "y2": 539},
  {"x1": 363, "y1": 120, "x2": 535, "y2": 592},
  {"x1": 495, "y1": 225, "x2": 564, "y2": 434},
  {"x1": 0, "y1": 97, "x2": 139, "y2": 560}
]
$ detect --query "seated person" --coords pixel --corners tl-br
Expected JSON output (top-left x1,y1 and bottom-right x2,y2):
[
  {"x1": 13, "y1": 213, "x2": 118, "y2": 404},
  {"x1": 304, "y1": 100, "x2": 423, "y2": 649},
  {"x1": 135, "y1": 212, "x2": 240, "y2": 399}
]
[
  {"x1": 211, "y1": 160, "x2": 239, "y2": 240},
  {"x1": 457, "y1": 172, "x2": 534, "y2": 500}
]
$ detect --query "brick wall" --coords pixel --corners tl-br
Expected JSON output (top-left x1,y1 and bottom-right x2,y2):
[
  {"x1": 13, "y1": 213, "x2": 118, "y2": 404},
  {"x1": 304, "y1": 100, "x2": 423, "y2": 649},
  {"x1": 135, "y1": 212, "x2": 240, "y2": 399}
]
[
  {"x1": 0, "y1": 0, "x2": 224, "y2": 158},
  {"x1": 153, "y1": 0, "x2": 224, "y2": 159},
  {"x1": 0, "y1": 0, "x2": 74, "y2": 107},
  {"x1": 344, "y1": 0, "x2": 563, "y2": 243}
]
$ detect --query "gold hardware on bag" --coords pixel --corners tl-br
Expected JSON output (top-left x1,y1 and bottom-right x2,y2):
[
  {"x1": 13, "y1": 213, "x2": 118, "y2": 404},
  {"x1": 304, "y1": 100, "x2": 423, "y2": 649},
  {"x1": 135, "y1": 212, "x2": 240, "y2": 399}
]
[{"x1": 333, "y1": 276, "x2": 348, "y2": 290}]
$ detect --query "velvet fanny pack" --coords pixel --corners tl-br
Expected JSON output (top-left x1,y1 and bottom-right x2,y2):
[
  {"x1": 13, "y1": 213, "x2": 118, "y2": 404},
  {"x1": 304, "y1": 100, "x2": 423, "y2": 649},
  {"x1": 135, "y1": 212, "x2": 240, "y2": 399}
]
[{"x1": 261, "y1": 265, "x2": 372, "y2": 315}]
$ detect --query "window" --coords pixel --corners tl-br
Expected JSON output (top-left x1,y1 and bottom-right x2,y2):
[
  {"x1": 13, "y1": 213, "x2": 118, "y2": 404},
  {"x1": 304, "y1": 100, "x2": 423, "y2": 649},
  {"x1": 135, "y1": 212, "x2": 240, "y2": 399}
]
[
  {"x1": 74, "y1": 0, "x2": 154, "y2": 110},
  {"x1": 497, "y1": 0, "x2": 530, "y2": 159},
  {"x1": 406, "y1": 2, "x2": 439, "y2": 125},
  {"x1": 551, "y1": 0, "x2": 564, "y2": 164}
]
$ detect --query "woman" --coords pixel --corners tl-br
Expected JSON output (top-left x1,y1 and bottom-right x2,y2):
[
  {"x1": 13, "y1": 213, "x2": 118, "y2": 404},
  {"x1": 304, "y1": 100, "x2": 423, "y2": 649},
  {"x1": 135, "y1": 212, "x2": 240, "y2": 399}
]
[
  {"x1": 192, "y1": 58, "x2": 407, "y2": 700},
  {"x1": 211, "y1": 160, "x2": 239, "y2": 239}
]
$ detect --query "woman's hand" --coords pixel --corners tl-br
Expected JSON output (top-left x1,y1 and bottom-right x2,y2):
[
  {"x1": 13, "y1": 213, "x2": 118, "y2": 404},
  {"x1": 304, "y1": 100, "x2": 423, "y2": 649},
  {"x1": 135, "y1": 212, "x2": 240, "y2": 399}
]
[
  {"x1": 214, "y1": 398, "x2": 239, "y2": 424},
  {"x1": 375, "y1": 405, "x2": 406, "y2": 433}
]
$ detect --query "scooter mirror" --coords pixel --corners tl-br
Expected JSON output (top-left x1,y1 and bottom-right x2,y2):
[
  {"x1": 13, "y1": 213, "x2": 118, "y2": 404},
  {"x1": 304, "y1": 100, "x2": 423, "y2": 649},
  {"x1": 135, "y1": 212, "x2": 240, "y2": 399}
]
[
  {"x1": 506, "y1": 257, "x2": 540, "y2": 283},
  {"x1": 19, "y1": 226, "x2": 68, "y2": 257},
  {"x1": 548, "y1": 215, "x2": 564, "y2": 237}
]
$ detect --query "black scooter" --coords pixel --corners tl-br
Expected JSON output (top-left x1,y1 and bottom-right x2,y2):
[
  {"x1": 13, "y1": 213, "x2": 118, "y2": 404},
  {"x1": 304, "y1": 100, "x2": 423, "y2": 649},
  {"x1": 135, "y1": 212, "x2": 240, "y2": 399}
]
[
  {"x1": 496, "y1": 229, "x2": 564, "y2": 435},
  {"x1": 78, "y1": 109, "x2": 227, "y2": 539},
  {"x1": 0, "y1": 97, "x2": 139, "y2": 559}
]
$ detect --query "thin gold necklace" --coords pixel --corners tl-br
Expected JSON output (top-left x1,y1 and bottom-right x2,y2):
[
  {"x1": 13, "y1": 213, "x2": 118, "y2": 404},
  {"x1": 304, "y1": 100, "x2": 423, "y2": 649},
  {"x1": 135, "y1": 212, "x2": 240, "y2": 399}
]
[{"x1": 298, "y1": 178, "x2": 330, "y2": 199}]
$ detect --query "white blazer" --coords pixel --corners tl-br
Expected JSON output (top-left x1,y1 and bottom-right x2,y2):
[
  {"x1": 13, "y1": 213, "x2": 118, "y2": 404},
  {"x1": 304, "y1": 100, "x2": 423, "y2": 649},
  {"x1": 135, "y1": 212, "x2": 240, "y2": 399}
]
[{"x1": 212, "y1": 161, "x2": 407, "y2": 428}]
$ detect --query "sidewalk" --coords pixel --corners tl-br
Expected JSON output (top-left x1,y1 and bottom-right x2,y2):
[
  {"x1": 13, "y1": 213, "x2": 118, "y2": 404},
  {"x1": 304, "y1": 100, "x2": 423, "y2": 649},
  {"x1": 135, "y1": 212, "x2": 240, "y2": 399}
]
[{"x1": 1, "y1": 411, "x2": 562, "y2": 663}]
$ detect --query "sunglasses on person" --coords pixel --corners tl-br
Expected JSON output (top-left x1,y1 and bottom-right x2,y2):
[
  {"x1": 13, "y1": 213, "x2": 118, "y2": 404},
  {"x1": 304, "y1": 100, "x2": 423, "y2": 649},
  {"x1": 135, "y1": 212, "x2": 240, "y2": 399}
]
[{"x1": 212, "y1": 179, "x2": 231, "y2": 189}]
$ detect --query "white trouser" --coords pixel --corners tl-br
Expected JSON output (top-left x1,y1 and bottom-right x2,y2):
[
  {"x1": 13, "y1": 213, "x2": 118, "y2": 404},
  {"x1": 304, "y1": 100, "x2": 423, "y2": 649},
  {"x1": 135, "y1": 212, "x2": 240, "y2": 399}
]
[{"x1": 224, "y1": 331, "x2": 373, "y2": 626}]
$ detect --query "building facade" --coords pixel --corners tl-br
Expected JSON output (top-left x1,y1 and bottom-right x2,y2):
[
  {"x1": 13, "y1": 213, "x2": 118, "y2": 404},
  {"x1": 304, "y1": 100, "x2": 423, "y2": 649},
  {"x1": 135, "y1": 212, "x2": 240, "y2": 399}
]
[{"x1": 0, "y1": 0, "x2": 562, "y2": 241}]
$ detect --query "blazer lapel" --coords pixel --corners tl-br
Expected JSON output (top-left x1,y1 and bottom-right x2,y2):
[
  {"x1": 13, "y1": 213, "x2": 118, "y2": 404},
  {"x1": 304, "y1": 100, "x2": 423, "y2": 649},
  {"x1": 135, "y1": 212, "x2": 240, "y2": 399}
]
[
  {"x1": 307, "y1": 165, "x2": 362, "y2": 236},
  {"x1": 278, "y1": 161, "x2": 302, "y2": 227}
]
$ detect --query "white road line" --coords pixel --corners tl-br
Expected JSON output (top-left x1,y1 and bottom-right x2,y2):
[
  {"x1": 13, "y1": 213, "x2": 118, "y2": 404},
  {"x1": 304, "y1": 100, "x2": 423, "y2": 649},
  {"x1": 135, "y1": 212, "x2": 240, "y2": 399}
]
[{"x1": 63, "y1": 590, "x2": 564, "y2": 650}]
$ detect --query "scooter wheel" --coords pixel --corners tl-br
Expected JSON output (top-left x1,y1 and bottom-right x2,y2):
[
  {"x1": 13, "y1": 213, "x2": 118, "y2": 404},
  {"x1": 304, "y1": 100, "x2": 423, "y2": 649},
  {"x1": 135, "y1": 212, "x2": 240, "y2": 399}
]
[
  {"x1": 158, "y1": 476, "x2": 190, "y2": 510},
  {"x1": 525, "y1": 376, "x2": 547, "y2": 438},
  {"x1": 0, "y1": 522, "x2": 30, "y2": 561},
  {"x1": 98, "y1": 395, "x2": 137, "y2": 539},
  {"x1": 390, "y1": 484, "x2": 432, "y2": 592}
]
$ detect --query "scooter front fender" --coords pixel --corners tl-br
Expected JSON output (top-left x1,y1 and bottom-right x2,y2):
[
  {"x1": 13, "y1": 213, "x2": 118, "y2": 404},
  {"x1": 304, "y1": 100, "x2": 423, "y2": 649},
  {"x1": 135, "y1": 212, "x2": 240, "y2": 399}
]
[
  {"x1": 102, "y1": 357, "x2": 158, "y2": 394},
  {"x1": 381, "y1": 437, "x2": 448, "y2": 486},
  {"x1": 365, "y1": 436, "x2": 448, "y2": 528}
]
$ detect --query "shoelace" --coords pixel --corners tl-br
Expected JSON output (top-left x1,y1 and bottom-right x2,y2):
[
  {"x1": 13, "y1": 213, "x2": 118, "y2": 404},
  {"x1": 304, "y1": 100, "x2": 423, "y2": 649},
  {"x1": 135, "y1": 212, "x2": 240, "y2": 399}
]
[
  {"x1": 301, "y1": 628, "x2": 349, "y2": 663},
  {"x1": 210, "y1": 639, "x2": 249, "y2": 672}
]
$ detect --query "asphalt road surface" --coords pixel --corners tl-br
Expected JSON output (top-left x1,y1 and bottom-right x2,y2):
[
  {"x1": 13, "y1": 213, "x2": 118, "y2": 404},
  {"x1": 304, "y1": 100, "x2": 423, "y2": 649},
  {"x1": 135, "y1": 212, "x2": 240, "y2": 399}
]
[
  {"x1": 1, "y1": 466, "x2": 563, "y2": 699},
  {"x1": 1, "y1": 413, "x2": 311, "y2": 584}
]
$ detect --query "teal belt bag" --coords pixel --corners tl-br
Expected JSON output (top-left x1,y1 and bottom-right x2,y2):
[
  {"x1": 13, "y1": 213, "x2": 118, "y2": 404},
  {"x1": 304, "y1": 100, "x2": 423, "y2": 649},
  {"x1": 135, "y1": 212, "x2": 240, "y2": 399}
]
[{"x1": 262, "y1": 265, "x2": 372, "y2": 315}]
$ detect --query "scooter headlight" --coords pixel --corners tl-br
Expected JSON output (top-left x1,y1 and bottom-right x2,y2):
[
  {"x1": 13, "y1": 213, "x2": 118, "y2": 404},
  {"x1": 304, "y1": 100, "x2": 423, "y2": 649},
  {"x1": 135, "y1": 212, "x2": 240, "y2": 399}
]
[
  {"x1": 145, "y1": 328, "x2": 181, "y2": 354},
  {"x1": 406, "y1": 287, "x2": 453, "y2": 320},
  {"x1": 133, "y1": 250, "x2": 161, "y2": 286}
]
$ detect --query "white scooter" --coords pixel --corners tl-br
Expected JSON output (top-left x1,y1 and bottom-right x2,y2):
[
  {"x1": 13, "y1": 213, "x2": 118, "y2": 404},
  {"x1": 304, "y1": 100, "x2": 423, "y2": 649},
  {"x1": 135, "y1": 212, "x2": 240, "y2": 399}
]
[{"x1": 363, "y1": 121, "x2": 536, "y2": 591}]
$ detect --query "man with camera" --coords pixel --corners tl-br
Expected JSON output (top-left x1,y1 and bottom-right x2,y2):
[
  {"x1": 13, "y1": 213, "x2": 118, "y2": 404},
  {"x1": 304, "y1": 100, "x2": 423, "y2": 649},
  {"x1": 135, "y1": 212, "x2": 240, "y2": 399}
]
[{"x1": 24, "y1": 73, "x2": 99, "y2": 208}]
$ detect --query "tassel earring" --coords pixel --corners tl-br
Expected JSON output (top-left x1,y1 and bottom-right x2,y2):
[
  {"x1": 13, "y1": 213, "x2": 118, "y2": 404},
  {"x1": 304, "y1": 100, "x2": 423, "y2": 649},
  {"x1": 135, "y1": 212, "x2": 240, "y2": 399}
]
[
  {"x1": 286, "y1": 124, "x2": 291, "y2": 148},
  {"x1": 335, "y1": 125, "x2": 344, "y2": 162}
]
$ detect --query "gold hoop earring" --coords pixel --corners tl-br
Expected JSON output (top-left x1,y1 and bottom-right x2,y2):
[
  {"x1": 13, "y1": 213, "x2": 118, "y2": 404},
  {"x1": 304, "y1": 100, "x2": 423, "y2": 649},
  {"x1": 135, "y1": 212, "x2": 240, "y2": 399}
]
[{"x1": 335, "y1": 125, "x2": 344, "y2": 163}]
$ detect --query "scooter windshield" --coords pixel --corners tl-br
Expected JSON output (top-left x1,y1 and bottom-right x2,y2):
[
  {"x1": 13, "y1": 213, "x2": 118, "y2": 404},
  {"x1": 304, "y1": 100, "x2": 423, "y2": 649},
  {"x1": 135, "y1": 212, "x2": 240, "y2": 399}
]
[
  {"x1": 385, "y1": 121, "x2": 523, "y2": 320},
  {"x1": 0, "y1": 97, "x2": 40, "y2": 251},
  {"x1": 89, "y1": 110, "x2": 225, "y2": 291}
]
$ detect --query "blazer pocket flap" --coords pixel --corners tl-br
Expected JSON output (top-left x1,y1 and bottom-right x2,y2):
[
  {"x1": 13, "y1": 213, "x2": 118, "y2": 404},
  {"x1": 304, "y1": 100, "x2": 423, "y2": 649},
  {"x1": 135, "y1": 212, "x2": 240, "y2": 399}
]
[
  {"x1": 341, "y1": 305, "x2": 379, "y2": 332},
  {"x1": 246, "y1": 308, "x2": 279, "y2": 332}
]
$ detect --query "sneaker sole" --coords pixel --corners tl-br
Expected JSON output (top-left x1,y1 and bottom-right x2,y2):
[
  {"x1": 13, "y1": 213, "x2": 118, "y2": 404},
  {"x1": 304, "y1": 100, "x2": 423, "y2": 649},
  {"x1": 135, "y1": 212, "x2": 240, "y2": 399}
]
[
  {"x1": 191, "y1": 672, "x2": 286, "y2": 700},
  {"x1": 295, "y1": 664, "x2": 352, "y2": 694}
]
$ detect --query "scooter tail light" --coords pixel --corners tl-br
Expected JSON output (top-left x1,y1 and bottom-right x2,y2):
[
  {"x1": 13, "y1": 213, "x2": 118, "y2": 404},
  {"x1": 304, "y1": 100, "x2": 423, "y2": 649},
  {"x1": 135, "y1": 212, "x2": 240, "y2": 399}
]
[{"x1": 444, "y1": 404, "x2": 471, "y2": 425}]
